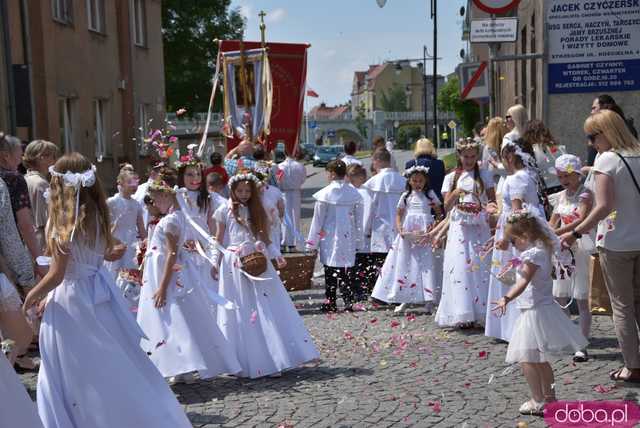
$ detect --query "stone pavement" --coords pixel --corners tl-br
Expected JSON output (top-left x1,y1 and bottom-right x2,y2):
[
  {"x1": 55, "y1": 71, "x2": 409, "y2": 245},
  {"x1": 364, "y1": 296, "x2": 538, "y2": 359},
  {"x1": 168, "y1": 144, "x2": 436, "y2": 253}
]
[{"x1": 19, "y1": 283, "x2": 640, "y2": 427}]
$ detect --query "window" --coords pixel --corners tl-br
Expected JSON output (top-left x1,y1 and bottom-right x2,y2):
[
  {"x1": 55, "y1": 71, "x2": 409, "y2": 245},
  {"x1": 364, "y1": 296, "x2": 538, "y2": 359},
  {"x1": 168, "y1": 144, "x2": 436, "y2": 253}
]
[
  {"x1": 138, "y1": 103, "x2": 150, "y2": 155},
  {"x1": 132, "y1": 0, "x2": 146, "y2": 47},
  {"x1": 87, "y1": 0, "x2": 105, "y2": 33},
  {"x1": 52, "y1": 0, "x2": 73, "y2": 24},
  {"x1": 58, "y1": 98, "x2": 74, "y2": 153},
  {"x1": 94, "y1": 99, "x2": 107, "y2": 160}
]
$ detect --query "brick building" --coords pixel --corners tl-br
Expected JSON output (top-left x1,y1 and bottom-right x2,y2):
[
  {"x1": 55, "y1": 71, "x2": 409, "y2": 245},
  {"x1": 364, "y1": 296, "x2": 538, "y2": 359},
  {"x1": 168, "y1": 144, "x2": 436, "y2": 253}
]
[{"x1": 0, "y1": 0, "x2": 165, "y2": 182}]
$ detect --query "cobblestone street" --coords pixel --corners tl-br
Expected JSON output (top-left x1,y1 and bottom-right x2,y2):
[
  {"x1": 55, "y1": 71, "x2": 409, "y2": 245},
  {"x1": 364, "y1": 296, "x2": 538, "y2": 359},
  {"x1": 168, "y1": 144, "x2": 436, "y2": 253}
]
[{"x1": 19, "y1": 283, "x2": 638, "y2": 427}]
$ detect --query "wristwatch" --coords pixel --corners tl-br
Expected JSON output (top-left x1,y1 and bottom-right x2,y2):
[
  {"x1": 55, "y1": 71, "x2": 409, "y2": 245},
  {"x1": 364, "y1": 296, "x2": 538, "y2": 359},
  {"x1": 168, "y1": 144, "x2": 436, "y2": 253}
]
[{"x1": 571, "y1": 230, "x2": 582, "y2": 239}]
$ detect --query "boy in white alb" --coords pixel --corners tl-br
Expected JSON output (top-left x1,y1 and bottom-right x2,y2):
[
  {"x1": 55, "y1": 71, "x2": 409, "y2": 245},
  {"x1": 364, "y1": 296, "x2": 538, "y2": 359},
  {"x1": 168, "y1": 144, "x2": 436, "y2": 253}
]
[
  {"x1": 306, "y1": 160, "x2": 363, "y2": 312},
  {"x1": 277, "y1": 149, "x2": 307, "y2": 251},
  {"x1": 363, "y1": 149, "x2": 406, "y2": 289}
]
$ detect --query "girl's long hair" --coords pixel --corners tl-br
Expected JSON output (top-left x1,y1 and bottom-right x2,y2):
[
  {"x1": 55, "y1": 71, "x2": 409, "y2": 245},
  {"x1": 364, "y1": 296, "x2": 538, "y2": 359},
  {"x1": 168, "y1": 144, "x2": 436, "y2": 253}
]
[
  {"x1": 229, "y1": 173, "x2": 271, "y2": 244},
  {"x1": 402, "y1": 170, "x2": 435, "y2": 206},
  {"x1": 177, "y1": 163, "x2": 209, "y2": 213},
  {"x1": 505, "y1": 215, "x2": 554, "y2": 252},
  {"x1": 451, "y1": 146, "x2": 485, "y2": 197},
  {"x1": 484, "y1": 117, "x2": 507, "y2": 154},
  {"x1": 523, "y1": 119, "x2": 556, "y2": 151},
  {"x1": 46, "y1": 152, "x2": 114, "y2": 255}
]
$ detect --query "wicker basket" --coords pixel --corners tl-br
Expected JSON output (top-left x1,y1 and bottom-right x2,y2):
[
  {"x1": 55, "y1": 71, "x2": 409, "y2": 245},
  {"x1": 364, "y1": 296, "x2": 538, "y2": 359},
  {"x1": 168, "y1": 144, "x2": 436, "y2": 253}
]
[
  {"x1": 240, "y1": 252, "x2": 268, "y2": 277},
  {"x1": 272, "y1": 252, "x2": 316, "y2": 291}
]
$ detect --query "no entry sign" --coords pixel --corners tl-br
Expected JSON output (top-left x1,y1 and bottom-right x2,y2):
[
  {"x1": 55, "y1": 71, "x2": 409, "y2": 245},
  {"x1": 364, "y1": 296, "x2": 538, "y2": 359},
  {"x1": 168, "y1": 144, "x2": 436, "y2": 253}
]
[{"x1": 472, "y1": 0, "x2": 520, "y2": 14}]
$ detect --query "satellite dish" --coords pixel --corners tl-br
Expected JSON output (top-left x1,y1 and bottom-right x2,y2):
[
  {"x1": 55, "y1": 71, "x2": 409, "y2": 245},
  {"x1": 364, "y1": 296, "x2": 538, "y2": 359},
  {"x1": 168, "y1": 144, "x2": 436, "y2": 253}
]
[
  {"x1": 377, "y1": 0, "x2": 388, "y2": 7},
  {"x1": 460, "y1": 6, "x2": 466, "y2": 16},
  {"x1": 459, "y1": 49, "x2": 465, "y2": 59}
]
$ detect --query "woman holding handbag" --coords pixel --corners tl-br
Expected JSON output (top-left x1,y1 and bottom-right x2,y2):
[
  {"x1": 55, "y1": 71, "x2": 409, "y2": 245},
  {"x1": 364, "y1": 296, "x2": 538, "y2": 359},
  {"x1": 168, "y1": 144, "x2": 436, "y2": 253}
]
[{"x1": 561, "y1": 110, "x2": 640, "y2": 382}]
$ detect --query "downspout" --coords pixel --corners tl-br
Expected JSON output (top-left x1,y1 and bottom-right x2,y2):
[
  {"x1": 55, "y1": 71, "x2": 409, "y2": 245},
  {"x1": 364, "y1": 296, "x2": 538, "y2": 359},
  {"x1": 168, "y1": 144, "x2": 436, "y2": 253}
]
[{"x1": 0, "y1": 0, "x2": 16, "y2": 134}]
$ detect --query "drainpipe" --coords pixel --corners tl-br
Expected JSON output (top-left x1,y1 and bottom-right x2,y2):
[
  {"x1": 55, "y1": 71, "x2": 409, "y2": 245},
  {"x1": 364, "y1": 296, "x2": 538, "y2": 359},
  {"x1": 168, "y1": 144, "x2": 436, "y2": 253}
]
[{"x1": 0, "y1": 0, "x2": 16, "y2": 134}]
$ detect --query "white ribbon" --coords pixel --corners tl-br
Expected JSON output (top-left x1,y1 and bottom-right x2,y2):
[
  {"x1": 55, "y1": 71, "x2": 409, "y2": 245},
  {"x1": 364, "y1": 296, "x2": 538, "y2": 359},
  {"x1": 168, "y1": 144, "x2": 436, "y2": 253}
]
[{"x1": 48, "y1": 165, "x2": 97, "y2": 241}]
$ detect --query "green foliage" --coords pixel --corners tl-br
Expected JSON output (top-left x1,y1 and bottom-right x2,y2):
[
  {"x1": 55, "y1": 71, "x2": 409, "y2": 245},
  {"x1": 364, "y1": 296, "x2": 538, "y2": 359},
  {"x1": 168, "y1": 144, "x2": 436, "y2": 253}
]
[
  {"x1": 163, "y1": 1, "x2": 245, "y2": 113},
  {"x1": 354, "y1": 102, "x2": 368, "y2": 138},
  {"x1": 380, "y1": 84, "x2": 408, "y2": 112},
  {"x1": 437, "y1": 75, "x2": 479, "y2": 137},
  {"x1": 398, "y1": 125, "x2": 422, "y2": 149}
]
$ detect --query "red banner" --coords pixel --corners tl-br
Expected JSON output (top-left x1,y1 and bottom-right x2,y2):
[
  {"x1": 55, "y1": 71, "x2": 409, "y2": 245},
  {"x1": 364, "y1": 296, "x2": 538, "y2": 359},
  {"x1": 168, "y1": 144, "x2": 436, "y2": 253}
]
[{"x1": 220, "y1": 41, "x2": 308, "y2": 155}]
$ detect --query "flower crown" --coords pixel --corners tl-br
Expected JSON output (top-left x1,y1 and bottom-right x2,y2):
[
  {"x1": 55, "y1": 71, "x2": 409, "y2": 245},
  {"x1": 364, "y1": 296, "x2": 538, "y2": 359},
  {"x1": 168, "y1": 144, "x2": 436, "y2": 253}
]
[
  {"x1": 506, "y1": 209, "x2": 534, "y2": 224},
  {"x1": 49, "y1": 165, "x2": 96, "y2": 188},
  {"x1": 228, "y1": 172, "x2": 260, "y2": 187},
  {"x1": 456, "y1": 138, "x2": 481, "y2": 152},
  {"x1": 148, "y1": 179, "x2": 176, "y2": 194},
  {"x1": 174, "y1": 144, "x2": 201, "y2": 170},
  {"x1": 403, "y1": 165, "x2": 430, "y2": 178}
]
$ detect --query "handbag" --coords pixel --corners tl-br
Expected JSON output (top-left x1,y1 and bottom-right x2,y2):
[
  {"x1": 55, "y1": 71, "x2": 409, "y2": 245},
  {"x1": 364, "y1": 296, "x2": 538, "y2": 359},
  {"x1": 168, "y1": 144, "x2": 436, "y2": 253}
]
[
  {"x1": 240, "y1": 251, "x2": 268, "y2": 277},
  {"x1": 589, "y1": 254, "x2": 612, "y2": 316}
]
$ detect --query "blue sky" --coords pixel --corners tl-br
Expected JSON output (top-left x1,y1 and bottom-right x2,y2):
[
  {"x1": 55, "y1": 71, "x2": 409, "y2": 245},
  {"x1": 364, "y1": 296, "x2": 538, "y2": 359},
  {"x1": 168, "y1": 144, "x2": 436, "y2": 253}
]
[{"x1": 231, "y1": 0, "x2": 467, "y2": 109}]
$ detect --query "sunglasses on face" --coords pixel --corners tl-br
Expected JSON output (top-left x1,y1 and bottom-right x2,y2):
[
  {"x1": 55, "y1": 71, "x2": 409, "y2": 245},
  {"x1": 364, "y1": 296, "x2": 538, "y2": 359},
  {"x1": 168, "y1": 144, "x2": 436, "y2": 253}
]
[{"x1": 586, "y1": 132, "x2": 601, "y2": 143}]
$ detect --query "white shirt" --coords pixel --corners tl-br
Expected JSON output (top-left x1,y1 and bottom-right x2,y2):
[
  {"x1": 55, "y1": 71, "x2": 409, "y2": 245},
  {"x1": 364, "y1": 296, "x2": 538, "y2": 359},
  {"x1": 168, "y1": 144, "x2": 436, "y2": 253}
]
[
  {"x1": 276, "y1": 158, "x2": 307, "y2": 190},
  {"x1": 592, "y1": 150, "x2": 640, "y2": 251},
  {"x1": 363, "y1": 168, "x2": 406, "y2": 252},
  {"x1": 441, "y1": 168, "x2": 495, "y2": 204},
  {"x1": 516, "y1": 245, "x2": 555, "y2": 309},
  {"x1": 306, "y1": 180, "x2": 363, "y2": 267},
  {"x1": 340, "y1": 154, "x2": 363, "y2": 167}
]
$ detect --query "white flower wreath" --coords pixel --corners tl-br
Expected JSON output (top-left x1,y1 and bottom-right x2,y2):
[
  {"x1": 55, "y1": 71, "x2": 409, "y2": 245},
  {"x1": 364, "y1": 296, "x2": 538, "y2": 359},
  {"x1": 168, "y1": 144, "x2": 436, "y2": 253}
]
[
  {"x1": 228, "y1": 172, "x2": 260, "y2": 187},
  {"x1": 403, "y1": 165, "x2": 430, "y2": 178}
]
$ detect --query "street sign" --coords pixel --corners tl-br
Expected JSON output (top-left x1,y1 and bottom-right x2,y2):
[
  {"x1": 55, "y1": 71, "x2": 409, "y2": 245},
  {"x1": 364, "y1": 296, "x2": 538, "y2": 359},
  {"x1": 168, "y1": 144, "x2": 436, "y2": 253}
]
[
  {"x1": 447, "y1": 121, "x2": 457, "y2": 130},
  {"x1": 327, "y1": 129, "x2": 336, "y2": 138},
  {"x1": 393, "y1": 120, "x2": 400, "y2": 128},
  {"x1": 472, "y1": 0, "x2": 520, "y2": 14},
  {"x1": 458, "y1": 61, "x2": 489, "y2": 100},
  {"x1": 309, "y1": 121, "x2": 317, "y2": 129},
  {"x1": 546, "y1": 0, "x2": 640, "y2": 94},
  {"x1": 470, "y1": 18, "x2": 518, "y2": 43}
]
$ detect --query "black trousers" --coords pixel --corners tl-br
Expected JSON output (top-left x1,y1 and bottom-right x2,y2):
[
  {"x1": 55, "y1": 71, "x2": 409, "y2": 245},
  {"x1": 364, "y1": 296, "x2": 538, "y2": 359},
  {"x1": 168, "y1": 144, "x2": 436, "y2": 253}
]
[
  {"x1": 348, "y1": 252, "x2": 382, "y2": 300},
  {"x1": 324, "y1": 265, "x2": 353, "y2": 306}
]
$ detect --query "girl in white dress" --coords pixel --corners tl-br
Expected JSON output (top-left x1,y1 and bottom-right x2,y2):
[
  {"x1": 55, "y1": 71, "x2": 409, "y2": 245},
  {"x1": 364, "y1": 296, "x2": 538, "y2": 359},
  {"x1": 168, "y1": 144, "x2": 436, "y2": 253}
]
[
  {"x1": 176, "y1": 154, "x2": 227, "y2": 301},
  {"x1": 213, "y1": 170, "x2": 320, "y2": 378},
  {"x1": 0, "y1": 351, "x2": 43, "y2": 428},
  {"x1": 22, "y1": 153, "x2": 191, "y2": 428},
  {"x1": 106, "y1": 169, "x2": 146, "y2": 308},
  {"x1": 549, "y1": 154, "x2": 593, "y2": 362},
  {"x1": 485, "y1": 138, "x2": 544, "y2": 342},
  {"x1": 435, "y1": 140, "x2": 496, "y2": 328},
  {"x1": 137, "y1": 168, "x2": 241, "y2": 384},
  {"x1": 492, "y1": 209, "x2": 587, "y2": 416},
  {"x1": 371, "y1": 165, "x2": 443, "y2": 313}
]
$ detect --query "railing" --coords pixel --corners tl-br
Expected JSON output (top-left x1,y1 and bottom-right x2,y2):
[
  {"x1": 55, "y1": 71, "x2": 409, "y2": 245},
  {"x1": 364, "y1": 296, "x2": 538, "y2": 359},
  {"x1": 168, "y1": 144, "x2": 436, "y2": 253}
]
[
  {"x1": 167, "y1": 112, "x2": 224, "y2": 135},
  {"x1": 307, "y1": 111, "x2": 353, "y2": 121}
]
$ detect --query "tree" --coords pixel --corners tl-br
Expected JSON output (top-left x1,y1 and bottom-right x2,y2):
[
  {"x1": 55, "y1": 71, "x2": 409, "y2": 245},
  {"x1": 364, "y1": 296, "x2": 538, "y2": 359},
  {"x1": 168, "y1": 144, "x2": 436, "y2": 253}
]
[
  {"x1": 398, "y1": 125, "x2": 422, "y2": 149},
  {"x1": 380, "y1": 84, "x2": 408, "y2": 112},
  {"x1": 437, "y1": 75, "x2": 479, "y2": 137},
  {"x1": 162, "y1": 1, "x2": 245, "y2": 114},
  {"x1": 354, "y1": 102, "x2": 368, "y2": 139}
]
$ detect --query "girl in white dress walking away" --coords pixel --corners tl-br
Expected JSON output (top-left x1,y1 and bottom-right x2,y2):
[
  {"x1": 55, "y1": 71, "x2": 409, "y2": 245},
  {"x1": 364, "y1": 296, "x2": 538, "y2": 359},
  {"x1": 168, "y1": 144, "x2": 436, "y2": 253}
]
[
  {"x1": 213, "y1": 169, "x2": 319, "y2": 378},
  {"x1": 492, "y1": 209, "x2": 586, "y2": 416},
  {"x1": 371, "y1": 165, "x2": 443, "y2": 313},
  {"x1": 137, "y1": 167, "x2": 241, "y2": 384},
  {"x1": 435, "y1": 139, "x2": 496, "y2": 328},
  {"x1": 22, "y1": 153, "x2": 191, "y2": 428}
]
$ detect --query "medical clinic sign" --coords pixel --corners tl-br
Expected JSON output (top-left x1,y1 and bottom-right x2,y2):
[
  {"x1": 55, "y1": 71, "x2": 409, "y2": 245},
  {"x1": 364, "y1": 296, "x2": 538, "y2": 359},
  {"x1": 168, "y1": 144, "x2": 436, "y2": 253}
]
[{"x1": 546, "y1": 0, "x2": 640, "y2": 94}]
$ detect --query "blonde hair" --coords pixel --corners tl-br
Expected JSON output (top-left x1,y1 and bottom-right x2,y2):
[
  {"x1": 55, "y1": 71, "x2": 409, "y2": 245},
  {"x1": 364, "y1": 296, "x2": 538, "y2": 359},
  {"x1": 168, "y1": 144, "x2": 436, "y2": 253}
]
[
  {"x1": 46, "y1": 153, "x2": 114, "y2": 256},
  {"x1": 484, "y1": 117, "x2": 506, "y2": 153},
  {"x1": 22, "y1": 140, "x2": 58, "y2": 170},
  {"x1": 414, "y1": 138, "x2": 436, "y2": 157},
  {"x1": 584, "y1": 110, "x2": 640, "y2": 154},
  {"x1": 507, "y1": 104, "x2": 528, "y2": 136},
  {"x1": 505, "y1": 214, "x2": 554, "y2": 251}
]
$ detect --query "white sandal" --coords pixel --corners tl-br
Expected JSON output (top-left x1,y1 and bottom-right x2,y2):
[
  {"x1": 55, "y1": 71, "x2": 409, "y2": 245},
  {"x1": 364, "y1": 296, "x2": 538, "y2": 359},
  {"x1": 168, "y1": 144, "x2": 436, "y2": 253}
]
[
  {"x1": 394, "y1": 303, "x2": 407, "y2": 313},
  {"x1": 519, "y1": 399, "x2": 544, "y2": 416}
]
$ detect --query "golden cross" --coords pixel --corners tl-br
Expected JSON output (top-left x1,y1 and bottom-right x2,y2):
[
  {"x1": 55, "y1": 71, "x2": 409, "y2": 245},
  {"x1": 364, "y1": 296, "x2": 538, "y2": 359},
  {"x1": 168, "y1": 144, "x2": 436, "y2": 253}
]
[{"x1": 259, "y1": 10, "x2": 266, "y2": 47}]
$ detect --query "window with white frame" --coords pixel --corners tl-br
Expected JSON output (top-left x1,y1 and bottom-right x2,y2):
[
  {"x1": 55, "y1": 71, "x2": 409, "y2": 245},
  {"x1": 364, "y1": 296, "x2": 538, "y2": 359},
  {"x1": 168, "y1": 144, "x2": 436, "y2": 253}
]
[
  {"x1": 132, "y1": 0, "x2": 146, "y2": 47},
  {"x1": 58, "y1": 98, "x2": 74, "y2": 153},
  {"x1": 87, "y1": 0, "x2": 105, "y2": 33},
  {"x1": 94, "y1": 99, "x2": 107, "y2": 160},
  {"x1": 52, "y1": 0, "x2": 73, "y2": 24}
]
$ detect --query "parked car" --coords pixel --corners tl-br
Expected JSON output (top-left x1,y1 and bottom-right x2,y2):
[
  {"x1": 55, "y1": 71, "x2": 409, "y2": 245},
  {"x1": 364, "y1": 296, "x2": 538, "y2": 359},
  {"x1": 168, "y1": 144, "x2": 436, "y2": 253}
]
[
  {"x1": 301, "y1": 143, "x2": 317, "y2": 161},
  {"x1": 312, "y1": 145, "x2": 343, "y2": 167},
  {"x1": 274, "y1": 143, "x2": 286, "y2": 163}
]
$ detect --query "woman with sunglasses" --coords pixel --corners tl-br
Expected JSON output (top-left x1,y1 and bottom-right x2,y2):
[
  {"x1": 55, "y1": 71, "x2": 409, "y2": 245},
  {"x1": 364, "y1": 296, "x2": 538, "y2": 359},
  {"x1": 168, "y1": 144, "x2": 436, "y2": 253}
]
[{"x1": 561, "y1": 110, "x2": 640, "y2": 383}]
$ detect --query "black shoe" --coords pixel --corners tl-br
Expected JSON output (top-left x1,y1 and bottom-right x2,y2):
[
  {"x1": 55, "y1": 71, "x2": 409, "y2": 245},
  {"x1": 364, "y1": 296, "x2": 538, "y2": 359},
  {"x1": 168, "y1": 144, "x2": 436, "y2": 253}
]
[
  {"x1": 320, "y1": 303, "x2": 337, "y2": 313},
  {"x1": 573, "y1": 349, "x2": 589, "y2": 362},
  {"x1": 343, "y1": 304, "x2": 354, "y2": 312}
]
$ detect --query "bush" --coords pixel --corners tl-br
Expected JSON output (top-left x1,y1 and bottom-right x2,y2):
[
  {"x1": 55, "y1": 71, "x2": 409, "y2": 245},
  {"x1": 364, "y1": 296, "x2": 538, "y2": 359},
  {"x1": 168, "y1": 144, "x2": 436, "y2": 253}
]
[{"x1": 397, "y1": 126, "x2": 423, "y2": 149}]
